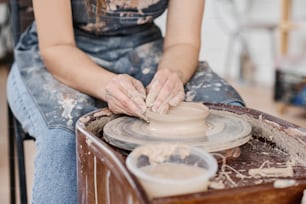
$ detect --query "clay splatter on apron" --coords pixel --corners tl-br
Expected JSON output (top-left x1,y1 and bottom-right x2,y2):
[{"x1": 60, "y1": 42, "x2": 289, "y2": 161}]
[
  {"x1": 108, "y1": 0, "x2": 160, "y2": 10},
  {"x1": 79, "y1": 0, "x2": 168, "y2": 34}
]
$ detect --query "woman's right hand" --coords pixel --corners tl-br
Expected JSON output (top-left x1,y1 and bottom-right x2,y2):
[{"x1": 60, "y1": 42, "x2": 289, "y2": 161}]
[{"x1": 103, "y1": 74, "x2": 147, "y2": 120}]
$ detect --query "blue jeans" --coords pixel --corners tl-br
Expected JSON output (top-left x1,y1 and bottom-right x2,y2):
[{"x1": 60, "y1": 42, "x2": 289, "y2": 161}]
[{"x1": 7, "y1": 65, "x2": 78, "y2": 204}]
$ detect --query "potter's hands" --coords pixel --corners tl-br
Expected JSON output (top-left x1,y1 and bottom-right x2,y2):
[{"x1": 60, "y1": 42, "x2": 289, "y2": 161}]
[
  {"x1": 104, "y1": 74, "x2": 147, "y2": 120},
  {"x1": 146, "y1": 69, "x2": 185, "y2": 113}
]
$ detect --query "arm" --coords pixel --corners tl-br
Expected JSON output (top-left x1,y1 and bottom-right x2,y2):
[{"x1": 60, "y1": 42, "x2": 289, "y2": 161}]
[
  {"x1": 146, "y1": 0, "x2": 205, "y2": 113},
  {"x1": 32, "y1": 0, "x2": 147, "y2": 118}
]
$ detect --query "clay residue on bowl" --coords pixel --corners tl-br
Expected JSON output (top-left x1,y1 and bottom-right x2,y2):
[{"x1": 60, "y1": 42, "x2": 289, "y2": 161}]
[{"x1": 133, "y1": 143, "x2": 190, "y2": 165}]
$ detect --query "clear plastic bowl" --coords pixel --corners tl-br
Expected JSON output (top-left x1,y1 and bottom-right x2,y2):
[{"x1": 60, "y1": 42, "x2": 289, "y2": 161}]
[{"x1": 126, "y1": 143, "x2": 218, "y2": 199}]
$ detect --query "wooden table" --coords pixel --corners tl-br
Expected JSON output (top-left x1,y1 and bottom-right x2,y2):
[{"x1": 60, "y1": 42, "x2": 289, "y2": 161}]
[{"x1": 76, "y1": 104, "x2": 306, "y2": 204}]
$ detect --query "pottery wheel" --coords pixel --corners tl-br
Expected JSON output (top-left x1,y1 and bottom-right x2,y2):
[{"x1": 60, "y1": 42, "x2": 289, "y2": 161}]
[{"x1": 103, "y1": 110, "x2": 252, "y2": 152}]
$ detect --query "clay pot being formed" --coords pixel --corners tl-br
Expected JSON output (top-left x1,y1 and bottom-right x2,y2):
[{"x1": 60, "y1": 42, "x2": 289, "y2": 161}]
[{"x1": 145, "y1": 102, "x2": 210, "y2": 137}]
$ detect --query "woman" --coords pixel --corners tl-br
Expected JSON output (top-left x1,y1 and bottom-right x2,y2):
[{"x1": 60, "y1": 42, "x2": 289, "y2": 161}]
[{"x1": 7, "y1": 0, "x2": 244, "y2": 203}]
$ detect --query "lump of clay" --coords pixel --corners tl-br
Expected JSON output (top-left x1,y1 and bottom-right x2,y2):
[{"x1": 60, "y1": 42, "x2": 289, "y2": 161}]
[{"x1": 145, "y1": 102, "x2": 210, "y2": 137}]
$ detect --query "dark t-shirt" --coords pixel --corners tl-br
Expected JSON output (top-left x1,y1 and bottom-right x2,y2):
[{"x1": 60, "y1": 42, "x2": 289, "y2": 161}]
[{"x1": 71, "y1": 0, "x2": 168, "y2": 35}]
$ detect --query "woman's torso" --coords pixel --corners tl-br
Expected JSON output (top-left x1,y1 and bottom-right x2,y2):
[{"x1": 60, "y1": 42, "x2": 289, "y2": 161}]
[
  {"x1": 11, "y1": 0, "x2": 169, "y2": 131},
  {"x1": 16, "y1": 0, "x2": 168, "y2": 73},
  {"x1": 72, "y1": 0, "x2": 168, "y2": 35}
]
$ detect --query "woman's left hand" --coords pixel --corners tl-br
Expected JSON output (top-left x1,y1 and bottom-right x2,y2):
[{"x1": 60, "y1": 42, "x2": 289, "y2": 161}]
[{"x1": 146, "y1": 68, "x2": 185, "y2": 113}]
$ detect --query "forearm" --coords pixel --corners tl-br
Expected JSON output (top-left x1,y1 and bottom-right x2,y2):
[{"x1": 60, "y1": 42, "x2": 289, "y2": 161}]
[
  {"x1": 158, "y1": 43, "x2": 200, "y2": 84},
  {"x1": 32, "y1": 0, "x2": 147, "y2": 118},
  {"x1": 158, "y1": 0, "x2": 204, "y2": 85},
  {"x1": 41, "y1": 45, "x2": 116, "y2": 101}
]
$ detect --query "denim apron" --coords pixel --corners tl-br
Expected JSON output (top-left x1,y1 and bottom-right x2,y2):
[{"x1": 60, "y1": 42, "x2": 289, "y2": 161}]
[{"x1": 13, "y1": 0, "x2": 244, "y2": 131}]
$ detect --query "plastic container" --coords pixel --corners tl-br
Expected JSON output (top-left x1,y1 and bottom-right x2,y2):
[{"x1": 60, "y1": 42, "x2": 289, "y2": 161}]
[{"x1": 126, "y1": 143, "x2": 218, "y2": 199}]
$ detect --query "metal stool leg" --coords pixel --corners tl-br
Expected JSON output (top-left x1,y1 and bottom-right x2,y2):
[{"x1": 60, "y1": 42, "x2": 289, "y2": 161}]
[
  {"x1": 14, "y1": 118, "x2": 28, "y2": 204},
  {"x1": 8, "y1": 106, "x2": 16, "y2": 204},
  {"x1": 9, "y1": 105, "x2": 30, "y2": 204}
]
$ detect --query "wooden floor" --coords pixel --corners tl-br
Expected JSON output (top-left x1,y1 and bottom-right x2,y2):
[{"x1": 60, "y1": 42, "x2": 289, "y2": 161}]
[{"x1": 0, "y1": 64, "x2": 305, "y2": 203}]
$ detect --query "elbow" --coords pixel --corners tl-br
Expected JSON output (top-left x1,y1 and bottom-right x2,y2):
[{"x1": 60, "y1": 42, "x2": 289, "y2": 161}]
[
  {"x1": 39, "y1": 46, "x2": 57, "y2": 73},
  {"x1": 164, "y1": 36, "x2": 201, "y2": 53},
  {"x1": 164, "y1": 41, "x2": 201, "y2": 53},
  {"x1": 39, "y1": 43, "x2": 72, "y2": 59},
  {"x1": 39, "y1": 46, "x2": 50, "y2": 62},
  {"x1": 39, "y1": 42, "x2": 75, "y2": 67}
]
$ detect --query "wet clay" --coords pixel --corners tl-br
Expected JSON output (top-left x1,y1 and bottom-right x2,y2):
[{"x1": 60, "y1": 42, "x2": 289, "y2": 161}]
[
  {"x1": 146, "y1": 102, "x2": 210, "y2": 137},
  {"x1": 103, "y1": 109, "x2": 252, "y2": 152}
]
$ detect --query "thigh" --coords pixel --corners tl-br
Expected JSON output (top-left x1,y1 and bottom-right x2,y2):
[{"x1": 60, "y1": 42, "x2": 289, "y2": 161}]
[
  {"x1": 8, "y1": 65, "x2": 80, "y2": 202},
  {"x1": 7, "y1": 63, "x2": 105, "y2": 137},
  {"x1": 31, "y1": 127, "x2": 78, "y2": 204},
  {"x1": 185, "y1": 62, "x2": 245, "y2": 105}
]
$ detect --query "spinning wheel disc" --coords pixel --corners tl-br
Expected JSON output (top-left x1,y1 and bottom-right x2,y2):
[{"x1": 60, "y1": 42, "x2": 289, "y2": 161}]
[{"x1": 103, "y1": 110, "x2": 252, "y2": 152}]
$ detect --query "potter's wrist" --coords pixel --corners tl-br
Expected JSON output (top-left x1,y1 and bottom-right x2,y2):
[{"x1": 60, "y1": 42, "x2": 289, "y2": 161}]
[
  {"x1": 173, "y1": 70, "x2": 184, "y2": 83},
  {"x1": 97, "y1": 73, "x2": 117, "y2": 102},
  {"x1": 157, "y1": 67, "x2": 185, "y2": 84}
]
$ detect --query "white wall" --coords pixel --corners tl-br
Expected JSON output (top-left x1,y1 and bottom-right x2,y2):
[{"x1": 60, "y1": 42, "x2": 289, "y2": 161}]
[
  {"x1": 156, "y1": 0, "x2": 306, "y2": 86},
  {"x1": 0, "y1": 3, "x2": 12, "y2": 59}
]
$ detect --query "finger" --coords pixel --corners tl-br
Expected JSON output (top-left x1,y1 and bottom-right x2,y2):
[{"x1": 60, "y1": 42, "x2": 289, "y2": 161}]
[
  {"x1": 127, "y1": 91, "x2": 147, "y2": 113},
  {"x1": 108, "y1": 100, "x2": 131, "y2": 115},
  {"x1": 146, "y1": 70, "x2": 169, "y2": 107},
  {"x1": 114, "y1": 89, "x2": 147, "y2": 118},
  {"x1": 132, "y1": 79, "x2": 146, "y2": 99},
  {"x1": 154, "y1": 91, "x2": 184, "y2": 114},
  {"x1": 109, "y1": 94, "x2": 146, "y2": 119},
  {"x1": 169, "y1": 91, "x2": 185, "y2": 106},
  {"x1": 106, "y1": 82, "x2": 143, "y2": 116},
  {"x1": 156, "y1": 102, "x2": 170, "y2": 114},
  {"x1": 157, "y1": 88, "x2": 185, "y2": 113},
  {"x1": 146, "y1": 78, "x2": 166, "y2": 107},
  {"x1": 119, "y1": 78, "x2": 143, "y2": 98},
  {"x1": 119, "y1": 77, "x2": 147, "y2": 111},
  {"x1": 105, "y1": 87, "x2": 134, "y2": 116},
  {"x1": 151, "y1": 79, "x2": 175, "y2": 112},
  {"x1": 110, "y1": 102, "x2": 147, "y2": 120}
]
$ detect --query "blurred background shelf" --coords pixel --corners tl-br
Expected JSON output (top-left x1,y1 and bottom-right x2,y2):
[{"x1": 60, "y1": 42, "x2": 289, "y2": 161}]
[{"x1": 275, "y1": 0, "x2": 306, "y2": 109}]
